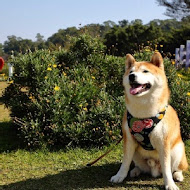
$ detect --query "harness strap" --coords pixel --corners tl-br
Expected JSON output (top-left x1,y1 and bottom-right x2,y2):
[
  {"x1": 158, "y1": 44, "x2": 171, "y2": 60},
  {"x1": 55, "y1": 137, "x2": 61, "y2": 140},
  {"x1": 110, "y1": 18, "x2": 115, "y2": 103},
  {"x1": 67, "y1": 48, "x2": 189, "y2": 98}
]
[{"x1": 127, "y1": 106, "x2": 168, "y2": 150}]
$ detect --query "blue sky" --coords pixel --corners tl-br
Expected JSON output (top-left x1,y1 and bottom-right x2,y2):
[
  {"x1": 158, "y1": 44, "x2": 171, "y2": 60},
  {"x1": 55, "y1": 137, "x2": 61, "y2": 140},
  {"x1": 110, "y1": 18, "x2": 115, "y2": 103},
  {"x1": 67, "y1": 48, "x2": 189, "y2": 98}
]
[{"x1": 0, "y1": 0, "x2": 169, "y2": 44}]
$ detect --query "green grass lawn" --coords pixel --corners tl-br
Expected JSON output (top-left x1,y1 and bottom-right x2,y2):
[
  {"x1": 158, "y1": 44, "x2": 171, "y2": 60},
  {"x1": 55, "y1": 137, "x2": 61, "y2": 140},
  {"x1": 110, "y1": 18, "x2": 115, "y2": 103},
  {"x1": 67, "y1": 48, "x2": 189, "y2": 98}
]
[
  {"x1": 0, "y1": 81, "x2": 190, "y2": 190},
  {"x1": 0, "y1": 132, "x2": 190, "y2": 190}
]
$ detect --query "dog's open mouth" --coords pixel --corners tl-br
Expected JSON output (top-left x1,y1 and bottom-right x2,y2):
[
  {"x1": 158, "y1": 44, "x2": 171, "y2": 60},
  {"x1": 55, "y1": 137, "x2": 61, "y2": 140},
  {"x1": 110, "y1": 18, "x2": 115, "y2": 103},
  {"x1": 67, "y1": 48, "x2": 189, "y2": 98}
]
[{"x1": 130, "y1": 82, "x2": 151, "y2": 95}]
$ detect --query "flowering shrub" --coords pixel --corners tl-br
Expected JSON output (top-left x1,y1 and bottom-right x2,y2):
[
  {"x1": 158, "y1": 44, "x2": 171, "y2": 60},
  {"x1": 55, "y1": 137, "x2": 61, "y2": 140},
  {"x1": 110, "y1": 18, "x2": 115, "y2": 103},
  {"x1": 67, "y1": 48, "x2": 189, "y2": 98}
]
[
  {"x1": 166, "y1": 66, "x2": 190, "y2": 140},
  {"x1": 3, "y1": 35, "x2": 124, "y2": 148},
  {"x1": 3, "y1": 35, "x2": 189, "y2": 148}
]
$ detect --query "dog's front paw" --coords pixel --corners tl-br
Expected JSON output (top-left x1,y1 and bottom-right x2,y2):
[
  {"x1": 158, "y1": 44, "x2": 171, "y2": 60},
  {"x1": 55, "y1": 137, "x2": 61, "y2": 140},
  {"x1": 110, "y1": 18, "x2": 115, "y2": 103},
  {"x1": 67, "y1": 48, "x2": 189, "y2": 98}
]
[
  {"x1": 110, "y1": 174, "x2": 126, "y2": 183},
  {"x1": 165, "y1": 182, "x2": 179, "y2": 190}
]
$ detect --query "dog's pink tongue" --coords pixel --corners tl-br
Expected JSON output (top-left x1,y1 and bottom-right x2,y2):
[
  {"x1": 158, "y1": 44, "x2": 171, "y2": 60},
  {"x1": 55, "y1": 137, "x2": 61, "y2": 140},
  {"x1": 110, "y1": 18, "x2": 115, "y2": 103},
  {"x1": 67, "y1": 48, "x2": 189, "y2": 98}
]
[{"x1": 130, "y1": 85, "x2": 143, "y2": 95}]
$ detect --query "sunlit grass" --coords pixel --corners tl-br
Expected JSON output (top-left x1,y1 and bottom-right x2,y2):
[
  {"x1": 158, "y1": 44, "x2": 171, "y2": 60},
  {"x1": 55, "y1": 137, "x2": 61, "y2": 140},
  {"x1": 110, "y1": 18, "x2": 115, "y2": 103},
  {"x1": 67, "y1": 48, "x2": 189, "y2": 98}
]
[{"x1": 0, "y1": 140, "x2": 189, "y2": 190}]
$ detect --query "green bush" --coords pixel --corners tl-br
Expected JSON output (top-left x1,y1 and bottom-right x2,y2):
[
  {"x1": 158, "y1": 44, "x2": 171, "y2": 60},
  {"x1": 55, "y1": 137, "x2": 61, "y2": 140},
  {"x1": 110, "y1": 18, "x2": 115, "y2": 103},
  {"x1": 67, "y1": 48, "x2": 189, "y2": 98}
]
[
  {"x1": 3, "y1": 35, "x2": 124, "y2": 148},
  {"x1": 3, "y1": 35, "x2": 189, "y2": 149},
  {"x1": 165, "y1": 65, "x2": 190, "y2": 140}
]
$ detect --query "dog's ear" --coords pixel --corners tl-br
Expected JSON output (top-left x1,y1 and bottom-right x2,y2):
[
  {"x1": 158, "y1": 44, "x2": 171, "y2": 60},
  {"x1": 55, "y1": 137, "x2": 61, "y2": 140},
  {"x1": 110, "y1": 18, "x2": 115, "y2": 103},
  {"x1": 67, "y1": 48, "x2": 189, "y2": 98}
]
[
  {"x1": 150, "y1": 52, "x2": 164, "y2": 69},
  {"x1": 125, "y1": 54, "x2": 135, "y2": 70}
]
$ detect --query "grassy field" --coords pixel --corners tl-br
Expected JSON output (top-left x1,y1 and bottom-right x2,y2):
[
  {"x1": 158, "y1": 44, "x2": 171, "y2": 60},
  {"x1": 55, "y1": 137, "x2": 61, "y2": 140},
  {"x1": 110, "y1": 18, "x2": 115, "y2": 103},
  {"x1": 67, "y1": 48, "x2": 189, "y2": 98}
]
[{"x1": 0, "y1": 81, "x2": 190, "y2": 190}]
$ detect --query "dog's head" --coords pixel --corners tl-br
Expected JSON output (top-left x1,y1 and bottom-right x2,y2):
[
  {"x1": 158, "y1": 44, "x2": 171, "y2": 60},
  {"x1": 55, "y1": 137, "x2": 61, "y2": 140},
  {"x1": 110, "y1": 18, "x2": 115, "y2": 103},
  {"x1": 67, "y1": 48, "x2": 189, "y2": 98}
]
[{"x1": 123, "y1": 52, "x2": 167, "y2": 98}]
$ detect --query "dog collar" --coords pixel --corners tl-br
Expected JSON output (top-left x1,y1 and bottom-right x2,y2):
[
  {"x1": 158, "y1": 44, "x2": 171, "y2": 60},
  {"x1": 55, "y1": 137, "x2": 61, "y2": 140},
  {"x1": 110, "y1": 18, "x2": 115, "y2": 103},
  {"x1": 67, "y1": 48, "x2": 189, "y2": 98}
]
[{"x1": 127, "y1": 105, "x2": 168, "y2": 150}]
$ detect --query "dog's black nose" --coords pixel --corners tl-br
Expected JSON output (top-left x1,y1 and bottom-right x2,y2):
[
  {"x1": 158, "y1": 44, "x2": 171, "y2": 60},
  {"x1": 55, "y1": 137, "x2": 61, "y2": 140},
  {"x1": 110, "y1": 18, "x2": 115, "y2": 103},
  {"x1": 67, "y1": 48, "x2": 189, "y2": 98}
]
[{"x1": 129, "y1": 74, "x2": 136, "y2": 82}]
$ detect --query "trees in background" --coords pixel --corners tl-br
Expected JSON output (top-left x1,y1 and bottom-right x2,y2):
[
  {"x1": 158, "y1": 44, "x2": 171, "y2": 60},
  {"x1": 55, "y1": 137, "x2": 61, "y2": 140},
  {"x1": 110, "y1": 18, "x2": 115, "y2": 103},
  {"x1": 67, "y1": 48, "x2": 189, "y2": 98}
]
[
  {"x1": 3, "y1": 36, "x2": 35, "y2": 55},
  {"x1": 0, "y1": 43, "x2": 4, "y2": 56},
  {"x1": 47, "y1": 27, "x2": 79, "y2": 48},
  {"x1": 1, "y1": 18, "x2": 190, "y2": 58},
  {"x1": 164, "y1": 22, "x2": 190, "y2": 54},
  {"x1": 157, "y1": 0, "x2": 190, "y2": 19},
  {"x1": 104, "y1": 19, "x2": 163, "y2": 56}
]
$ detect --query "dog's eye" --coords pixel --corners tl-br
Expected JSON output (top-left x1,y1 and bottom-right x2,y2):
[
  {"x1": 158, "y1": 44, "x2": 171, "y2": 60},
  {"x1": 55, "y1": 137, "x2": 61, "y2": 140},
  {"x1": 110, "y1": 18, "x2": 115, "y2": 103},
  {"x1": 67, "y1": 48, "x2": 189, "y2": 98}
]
[
  {"x1": 143, "y1": 70, "x2": 149, "y2": 73},
  {"x1": 129, "y1": 71, "x2": 133, "y2": 74}
]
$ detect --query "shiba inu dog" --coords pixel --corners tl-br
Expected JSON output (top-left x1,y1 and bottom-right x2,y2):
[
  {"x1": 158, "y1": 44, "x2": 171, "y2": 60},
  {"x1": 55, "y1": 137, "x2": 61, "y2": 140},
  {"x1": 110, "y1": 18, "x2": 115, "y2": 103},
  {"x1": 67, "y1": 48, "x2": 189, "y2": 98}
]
[{"x1": 110, "y1": 52, "x2": 188, "y2": 190}]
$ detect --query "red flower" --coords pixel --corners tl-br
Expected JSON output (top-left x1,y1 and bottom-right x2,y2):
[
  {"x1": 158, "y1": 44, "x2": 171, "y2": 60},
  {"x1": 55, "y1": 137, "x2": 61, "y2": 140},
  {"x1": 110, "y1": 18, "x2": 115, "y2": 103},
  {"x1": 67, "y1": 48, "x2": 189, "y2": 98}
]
[
  {"x1": 143, "y1": 119, "x2": 153, "y2": 129},
  {"x1": 132, "y1": 121, "x2": 145, "y2": 132},
  {"x1": 0, "y1": 57, "x2": 4, "y2": 71},
  {"x1": 132, "y1": 119, "x2": 153, "y2": 132}
]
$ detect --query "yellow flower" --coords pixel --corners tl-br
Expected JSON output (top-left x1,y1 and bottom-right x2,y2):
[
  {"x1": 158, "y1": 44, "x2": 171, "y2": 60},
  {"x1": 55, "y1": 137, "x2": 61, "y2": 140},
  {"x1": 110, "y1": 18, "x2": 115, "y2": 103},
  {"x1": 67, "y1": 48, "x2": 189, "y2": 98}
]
[
  {"x1": 9, "y1": 80, "x2": 14, "y2": 84},
  {"x1": 63, "y1": 72, "x2": 67, "y2": 76},
  {"x1": 53, "y1": 64, "x2": 57, "y2": 68},
  {"x1": 79, "y1": 104, "x2": 83, "y2": 108},
  {"x1": 44, "y1": 76, "x2": 48, "y2": 79},
  {"x1": 91, "y1": 76, "x2": 95, "y2": 79},
  {"x1": 47, "y1": 67, "x2": 52, "y2": 71},
  {"x1": 29, "y1": 95, "x2": 35, "y2": 101},
  {"x1": 54, "y1": 86, "x2": 60, "y2": 91},
  {"x1": 83, "y1": 107, "x2": 88, "y2": 111},
  {"x1": 96, "y1": 99, "x2": 101, "y2": 106},
  {"x1": 177, "y1": 74, "x2": 183, "y2": 78},
  {"x1": 160, "y1": 45, "x2": 163, "y2": 47},
  {"x1": 187, "y1": 92, "x2": 190, "y2": 96},
  {"x1": 171, "y1": 60, "x2": 175, "y2": 65}
]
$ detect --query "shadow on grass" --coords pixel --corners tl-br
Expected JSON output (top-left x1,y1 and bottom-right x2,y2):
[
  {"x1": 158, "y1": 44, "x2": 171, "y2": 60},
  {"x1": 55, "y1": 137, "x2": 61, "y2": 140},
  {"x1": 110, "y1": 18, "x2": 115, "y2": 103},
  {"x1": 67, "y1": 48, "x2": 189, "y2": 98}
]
[
  {"x1": 1, "y1": 163, "x2": 164, "y2": 190},
  {"x1": 0, "y1": 121, "x2": 22, "y2": 153}
]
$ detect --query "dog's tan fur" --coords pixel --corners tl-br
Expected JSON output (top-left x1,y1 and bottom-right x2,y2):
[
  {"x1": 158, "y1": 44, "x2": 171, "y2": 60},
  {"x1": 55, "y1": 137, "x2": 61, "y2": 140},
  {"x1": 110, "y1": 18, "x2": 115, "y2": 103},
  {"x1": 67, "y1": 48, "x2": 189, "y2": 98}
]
[{"x1": 110, "y1": 52, "x2": 188, "y2": 190}]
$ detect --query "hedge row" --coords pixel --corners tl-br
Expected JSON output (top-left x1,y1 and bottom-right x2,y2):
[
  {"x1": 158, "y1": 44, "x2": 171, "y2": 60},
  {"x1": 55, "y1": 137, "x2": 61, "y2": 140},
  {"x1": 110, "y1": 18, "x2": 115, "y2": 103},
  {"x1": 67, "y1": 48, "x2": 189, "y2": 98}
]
[{"x1": 3, "y1": 35, "x2": 189, "y2": 148}]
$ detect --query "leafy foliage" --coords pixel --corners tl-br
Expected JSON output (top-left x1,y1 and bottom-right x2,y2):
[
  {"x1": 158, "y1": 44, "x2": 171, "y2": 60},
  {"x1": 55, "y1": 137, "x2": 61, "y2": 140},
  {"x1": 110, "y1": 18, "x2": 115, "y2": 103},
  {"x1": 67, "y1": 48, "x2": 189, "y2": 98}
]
[
  {"x1": 3, "y1": 35, "x2": 124, "y2": 148},
  {"x1": 3, "y1": 35, "x2": 189, "y2": 149},
  {"x1": 2, "y1": 18, "x2": 190, "y2": 61},
  {"x1": 104, "y1": 19, "x2": 163, "y2": 56},
  {"x1": 3, "y1": 36, "x2": 36, "y2": 55},
  {"x1": 157, "y1": 0, "x2": 190, "y2": 19}
]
